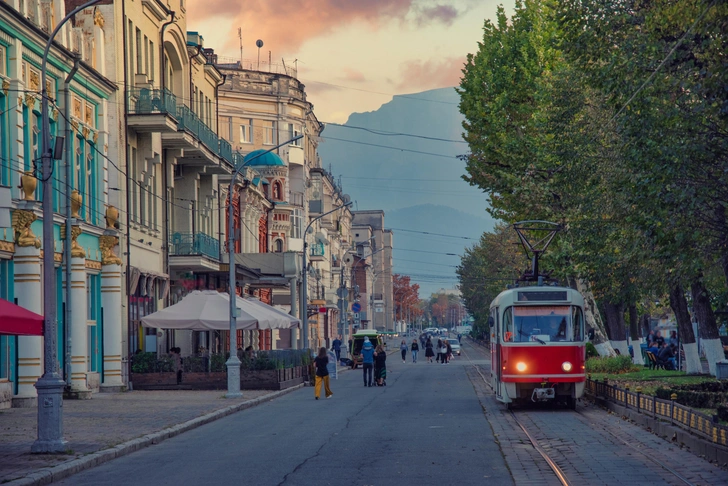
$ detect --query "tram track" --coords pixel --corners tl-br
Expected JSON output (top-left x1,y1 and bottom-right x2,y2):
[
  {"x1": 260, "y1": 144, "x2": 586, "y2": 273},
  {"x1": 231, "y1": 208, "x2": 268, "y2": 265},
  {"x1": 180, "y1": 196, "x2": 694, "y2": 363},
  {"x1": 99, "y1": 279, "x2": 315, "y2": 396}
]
[{"x1": 461, "y1": 341, "x2": 697, "y2": 486}]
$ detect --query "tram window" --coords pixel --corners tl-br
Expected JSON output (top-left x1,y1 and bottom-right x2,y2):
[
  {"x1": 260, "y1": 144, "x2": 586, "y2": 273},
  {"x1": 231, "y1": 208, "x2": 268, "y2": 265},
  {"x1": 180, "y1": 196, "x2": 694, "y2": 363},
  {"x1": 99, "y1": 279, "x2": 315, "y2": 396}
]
[
  {"x1": 512, "y1": 306, "x2": 573, "y2": 342},
  {"x1": 502, "y1": 307, "x2": 513, "y2": 342},
  {"x1": 572, "y1": 306, "x2": 584, "y2": 341}
]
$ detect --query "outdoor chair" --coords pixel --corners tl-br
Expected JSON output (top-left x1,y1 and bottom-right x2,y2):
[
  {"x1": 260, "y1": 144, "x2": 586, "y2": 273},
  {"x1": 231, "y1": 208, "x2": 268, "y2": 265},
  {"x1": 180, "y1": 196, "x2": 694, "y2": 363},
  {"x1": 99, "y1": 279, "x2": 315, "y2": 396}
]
[{"x1": 645, "y1": 351, "x2": 664, "y2": 370}]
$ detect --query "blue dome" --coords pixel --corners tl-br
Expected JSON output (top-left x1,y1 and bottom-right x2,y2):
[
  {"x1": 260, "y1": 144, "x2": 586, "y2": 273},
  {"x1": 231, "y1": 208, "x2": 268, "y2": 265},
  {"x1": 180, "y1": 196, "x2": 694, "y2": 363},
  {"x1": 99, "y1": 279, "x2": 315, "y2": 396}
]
[{"x1": 244, "y1": 150, "x2": 285, "y2": 166}]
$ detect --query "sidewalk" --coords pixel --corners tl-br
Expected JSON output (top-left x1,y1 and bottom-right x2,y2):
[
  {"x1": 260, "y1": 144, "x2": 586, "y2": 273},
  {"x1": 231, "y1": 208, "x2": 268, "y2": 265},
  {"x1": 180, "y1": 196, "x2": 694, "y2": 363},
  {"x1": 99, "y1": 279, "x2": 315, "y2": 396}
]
[{"x1": 0, "y1": 388, "x2": 294, "y2": 485}]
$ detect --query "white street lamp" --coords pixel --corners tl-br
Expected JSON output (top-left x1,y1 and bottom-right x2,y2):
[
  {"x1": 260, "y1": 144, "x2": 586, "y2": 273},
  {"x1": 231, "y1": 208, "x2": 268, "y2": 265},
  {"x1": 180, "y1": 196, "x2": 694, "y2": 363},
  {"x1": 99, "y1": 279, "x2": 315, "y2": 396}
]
[
  {"x1": 301, "y1": 201, "x2": 352, "y2": 350},
  {"x1": 226, "y1": 135, "x2": 302, "y2": 398}
]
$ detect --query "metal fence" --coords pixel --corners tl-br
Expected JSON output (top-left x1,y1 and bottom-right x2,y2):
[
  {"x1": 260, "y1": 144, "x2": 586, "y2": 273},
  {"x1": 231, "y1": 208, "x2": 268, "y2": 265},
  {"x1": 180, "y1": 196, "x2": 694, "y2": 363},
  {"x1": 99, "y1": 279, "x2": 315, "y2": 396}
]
[
  {"x1": 586, "y1": 379, "x2": 728, "y2": 447},
  {"x1": 169, "y1": 232, "x2": 220, "y2": 260}
]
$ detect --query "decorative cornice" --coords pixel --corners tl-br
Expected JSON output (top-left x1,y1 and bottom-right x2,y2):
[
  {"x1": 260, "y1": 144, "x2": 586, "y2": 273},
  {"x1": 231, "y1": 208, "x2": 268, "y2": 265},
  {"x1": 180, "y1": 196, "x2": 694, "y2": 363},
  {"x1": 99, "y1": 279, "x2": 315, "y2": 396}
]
[
  {"x1": 86, "y1": 260, "x2": 102, "y2": 270},
  {"x1": 0, "y1": 240, "x2": 14, "y2": 253}
]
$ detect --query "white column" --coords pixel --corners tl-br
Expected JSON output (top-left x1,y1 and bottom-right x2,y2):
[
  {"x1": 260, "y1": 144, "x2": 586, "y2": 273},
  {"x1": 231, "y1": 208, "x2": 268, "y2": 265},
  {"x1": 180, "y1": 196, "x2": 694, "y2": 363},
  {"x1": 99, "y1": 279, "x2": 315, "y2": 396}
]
[
  {"x1": 100, "y1": 263, "x2": 123, "y2": 390},
  {"x1": 13, "y1": 246, "x2": 42, "y2": 406},
  {"x1": 69, "y1": 256, "x2": 89, "y2": 396}
]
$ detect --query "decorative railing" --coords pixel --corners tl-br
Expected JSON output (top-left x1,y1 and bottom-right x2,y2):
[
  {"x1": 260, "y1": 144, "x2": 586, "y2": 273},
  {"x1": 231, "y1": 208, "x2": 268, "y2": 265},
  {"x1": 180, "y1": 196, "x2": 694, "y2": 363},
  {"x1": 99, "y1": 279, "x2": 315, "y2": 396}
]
[
  {"x1": 586, "y1": 378, "x2": 728, "y2": 447},
  {"x1": 128, "y1": 89, "x2": 249, "y2": 169},
  {"x1": 127, "y1": 88, "x2": 177, "y2": 116},
  {"x1": 169, "y1": 232, "x2": 220, "y2": 260}
]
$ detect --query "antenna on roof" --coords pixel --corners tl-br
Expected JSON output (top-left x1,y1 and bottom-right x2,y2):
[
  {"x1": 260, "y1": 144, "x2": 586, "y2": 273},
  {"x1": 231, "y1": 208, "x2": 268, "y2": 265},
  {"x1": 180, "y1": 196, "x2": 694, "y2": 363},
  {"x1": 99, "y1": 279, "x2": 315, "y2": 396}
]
[
  {"x1": 238, "y1": 28, "x2": 243, "y2": 64},
  {"x1": 256, "y1": 39, "x2": 263, "y2": 70}
]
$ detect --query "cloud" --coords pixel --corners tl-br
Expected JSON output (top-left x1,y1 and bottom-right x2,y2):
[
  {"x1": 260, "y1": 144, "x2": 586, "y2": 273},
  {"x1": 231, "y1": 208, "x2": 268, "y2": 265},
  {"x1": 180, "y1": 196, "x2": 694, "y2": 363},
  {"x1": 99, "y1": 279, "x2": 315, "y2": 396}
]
[
  {"x1": 396, "y1": 57, "x2": 465, "y2": 91},
  {"x1": 413, "y1": 5, "x2": 459, "y2": 27},
  {"x1": 341, "y1": 68, "x2": 367, "y2": 83},
  {"x1": 189, "y1": 0, "x2": 463, "y2": 53}
]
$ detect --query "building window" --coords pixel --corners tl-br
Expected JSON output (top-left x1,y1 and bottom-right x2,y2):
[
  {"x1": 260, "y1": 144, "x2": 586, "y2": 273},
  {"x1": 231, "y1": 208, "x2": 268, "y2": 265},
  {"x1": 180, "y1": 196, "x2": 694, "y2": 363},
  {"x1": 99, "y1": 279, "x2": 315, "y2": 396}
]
[
  {"x1": 262, "y1": 120, "x2": 274, "y2": 145},
  {"x1": 239, "y1": 119, "x2": 252, "y2": 143},
  {"x1": 291, "y1": 208, "x2": 302, "y2": 239},
  {"x1": 129, "y1": 278, "x2": 158, "y2": 354},
  {"x1": 0, "y1": 260, "x2": 14, "y2": 381},
  {"x1": 287, "y1": 123, "x2": 301, "y2": 146},
  {"x1": 135, "y1": 28, "x2": 142, "y2": 75},
  {"x1": 274, "y1": 239, "x2": 283, "y2": 252},
  {"x1": 272, "y1": 181, "x2": 282, "y2": 200},
  {"x1": 86, "y1": 274, "x2": 100, "y2": 372}
]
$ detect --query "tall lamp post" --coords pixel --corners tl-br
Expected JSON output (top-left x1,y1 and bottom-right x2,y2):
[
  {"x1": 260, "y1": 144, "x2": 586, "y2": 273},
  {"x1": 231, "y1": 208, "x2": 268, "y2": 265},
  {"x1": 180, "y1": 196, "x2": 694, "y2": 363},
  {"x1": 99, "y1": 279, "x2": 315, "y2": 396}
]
[
  {"x1": 34, "y1": 0, "x2": 104, "y2": 454},
  {"x1": 301, "y1": 201, "x2": 352, "y2": 350},
  {"x1": 226, "y1": 135, "x2": 302, "y2": 398}
]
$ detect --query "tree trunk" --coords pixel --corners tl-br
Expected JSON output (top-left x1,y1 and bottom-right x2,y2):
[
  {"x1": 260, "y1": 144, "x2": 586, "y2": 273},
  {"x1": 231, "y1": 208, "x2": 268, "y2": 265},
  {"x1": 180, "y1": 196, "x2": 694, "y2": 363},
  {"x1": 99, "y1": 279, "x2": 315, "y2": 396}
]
[
  {"x1": 668, "y1": 282, "x2": 701, "y2": 374},
  {"x1": 603, "y1": 301, "x2": 629, "y2": 357},
  {"x1": 691, "y1": 279, "x2": 723, "y2": 376},
  {"x1": 629, "y1": 305, "x2": 643, "y2": 365},
  {"x1": 576, "y1": 278, "x2": 615, "y2": 356},
  {"x1": 640, "y1": 313, "x2": 651, "y2": 339}
]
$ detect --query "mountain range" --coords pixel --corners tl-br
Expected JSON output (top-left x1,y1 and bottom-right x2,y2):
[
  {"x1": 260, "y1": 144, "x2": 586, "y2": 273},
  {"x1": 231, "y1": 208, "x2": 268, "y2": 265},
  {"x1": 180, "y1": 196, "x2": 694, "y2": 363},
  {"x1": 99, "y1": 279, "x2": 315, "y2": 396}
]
[{"x1": 317, "y1": 87, "x2": 496, "y2": 295}]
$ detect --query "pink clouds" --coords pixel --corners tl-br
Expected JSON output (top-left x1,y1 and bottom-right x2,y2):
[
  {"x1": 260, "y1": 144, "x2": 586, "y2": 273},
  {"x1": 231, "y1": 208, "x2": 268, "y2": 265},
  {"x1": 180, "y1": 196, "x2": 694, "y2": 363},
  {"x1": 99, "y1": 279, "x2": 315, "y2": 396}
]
[
  {"x1": 341, "y1": 68, "x2": 367, "y2": 83},
  {"x1": 189, "y1": 1, "x2": 463, "y2": 53},
  {"x1": 396, "y1": 57, "x2": 465, "y2": 91}
]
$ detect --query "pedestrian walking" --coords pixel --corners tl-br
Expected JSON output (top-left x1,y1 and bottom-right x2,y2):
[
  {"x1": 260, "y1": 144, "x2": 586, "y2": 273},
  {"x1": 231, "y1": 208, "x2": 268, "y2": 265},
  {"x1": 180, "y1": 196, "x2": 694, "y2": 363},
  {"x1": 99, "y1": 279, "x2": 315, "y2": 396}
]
[
  {"x1": 374, "y1": 344, "x2": 387, "y2": 386},
  {"x1": 332, "y1": 335, "x2": 342, "y2": 362},
  {"x1": 411, "y1": 339, "x2": 419, "y2": 363},
  {"x1": 436, "y1": 339, "x2": 443, "y2": 363},
  {"x1": 445, "y1": 340, "x2": 452, "y2": 364},
  {"x1": 457, "y1": 333, "x2": 462, "y2": 344},
  {"x1": 313, "y1": 347, "x2": 333, "y2": 400},
  {"x1": 400, "y1": 340, "x2": 408, "y2": 363},
  {"x1": 425, "y1": 337, "x2": 434, "y2": 363},
  {"x1": 361, "y1": 337, "x2": 375, "y2": 387}
]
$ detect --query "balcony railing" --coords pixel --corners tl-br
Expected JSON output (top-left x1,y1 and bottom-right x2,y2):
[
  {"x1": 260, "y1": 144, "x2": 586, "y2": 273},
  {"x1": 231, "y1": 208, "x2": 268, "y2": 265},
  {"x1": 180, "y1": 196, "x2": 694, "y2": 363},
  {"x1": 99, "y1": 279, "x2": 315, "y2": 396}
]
[
  {"x1": 169, "y1": 232, "x2": 220, "y2": 260},
  {"x1": 128, "y1": 89, "x2": 249, "y2": 167},
  {"x1": 128, "y1": 88, "x2": 177, "y2": 116},
  {"x1": 309, "y1": 242, "x2": 325, "y2": 258}
]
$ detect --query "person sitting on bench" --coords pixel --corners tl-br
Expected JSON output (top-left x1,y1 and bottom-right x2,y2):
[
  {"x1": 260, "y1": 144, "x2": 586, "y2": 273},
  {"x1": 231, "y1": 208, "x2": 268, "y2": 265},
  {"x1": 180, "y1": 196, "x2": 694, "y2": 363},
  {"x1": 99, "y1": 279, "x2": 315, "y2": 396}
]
[{"x1": 656, "y1": 342, "x2": 676, "y2": 370}]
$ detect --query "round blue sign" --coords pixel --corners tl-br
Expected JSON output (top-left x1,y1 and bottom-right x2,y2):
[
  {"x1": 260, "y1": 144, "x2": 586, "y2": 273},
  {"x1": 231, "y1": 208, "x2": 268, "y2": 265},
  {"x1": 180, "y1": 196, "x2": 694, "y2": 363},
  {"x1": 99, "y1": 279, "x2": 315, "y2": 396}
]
[{"x1": 352, "y1": 302, "x2": 361, "y2": 313}]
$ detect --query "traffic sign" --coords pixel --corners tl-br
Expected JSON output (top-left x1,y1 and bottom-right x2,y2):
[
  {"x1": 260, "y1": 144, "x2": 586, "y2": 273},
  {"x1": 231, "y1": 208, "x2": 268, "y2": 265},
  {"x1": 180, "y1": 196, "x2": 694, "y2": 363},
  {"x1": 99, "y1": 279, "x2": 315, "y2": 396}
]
[{"x1": 352, "y1": 302, "x2": 361, "y2": 313}]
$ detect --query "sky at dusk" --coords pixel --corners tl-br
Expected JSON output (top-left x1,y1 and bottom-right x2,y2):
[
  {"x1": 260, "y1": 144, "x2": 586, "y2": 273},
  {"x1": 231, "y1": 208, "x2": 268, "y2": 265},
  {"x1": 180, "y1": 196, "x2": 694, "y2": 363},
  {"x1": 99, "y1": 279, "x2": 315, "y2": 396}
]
[{"x1": 189, "y1": 0, "x2": 516, "y2": 123}]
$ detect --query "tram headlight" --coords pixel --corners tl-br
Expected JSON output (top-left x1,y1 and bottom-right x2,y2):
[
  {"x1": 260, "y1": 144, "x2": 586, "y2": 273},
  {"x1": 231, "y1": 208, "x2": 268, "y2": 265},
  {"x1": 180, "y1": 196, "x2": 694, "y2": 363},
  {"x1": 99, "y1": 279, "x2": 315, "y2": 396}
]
[
  {"x1": 516, "y1": 362, "x2": 527, "y2": 372},
  {"x1": 562, "y1": 361, "x2": 573, "y2": 372}
]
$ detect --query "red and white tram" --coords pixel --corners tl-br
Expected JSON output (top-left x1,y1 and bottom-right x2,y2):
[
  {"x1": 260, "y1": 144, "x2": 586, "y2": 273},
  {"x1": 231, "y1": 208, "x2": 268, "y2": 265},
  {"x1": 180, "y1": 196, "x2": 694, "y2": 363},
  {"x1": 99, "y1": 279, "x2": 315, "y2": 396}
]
[{"x1": 490, "y1": 286, "x2": 586, "y2": 409}]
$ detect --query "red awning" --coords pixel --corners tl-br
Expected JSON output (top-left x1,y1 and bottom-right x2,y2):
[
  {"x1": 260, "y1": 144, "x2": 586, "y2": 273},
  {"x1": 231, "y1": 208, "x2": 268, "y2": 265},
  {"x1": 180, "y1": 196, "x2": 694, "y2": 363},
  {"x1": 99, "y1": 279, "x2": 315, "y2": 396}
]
[{"x1": 0, "y1": 298, "x2": 44, "y2": 336}]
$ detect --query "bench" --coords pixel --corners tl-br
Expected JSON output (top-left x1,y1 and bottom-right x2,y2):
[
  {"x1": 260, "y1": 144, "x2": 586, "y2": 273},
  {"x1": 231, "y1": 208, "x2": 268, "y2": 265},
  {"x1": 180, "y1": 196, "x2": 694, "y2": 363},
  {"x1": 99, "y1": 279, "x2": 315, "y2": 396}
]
[{"x1": 645, "y1": 351, "x2": 664, "y2": 370}]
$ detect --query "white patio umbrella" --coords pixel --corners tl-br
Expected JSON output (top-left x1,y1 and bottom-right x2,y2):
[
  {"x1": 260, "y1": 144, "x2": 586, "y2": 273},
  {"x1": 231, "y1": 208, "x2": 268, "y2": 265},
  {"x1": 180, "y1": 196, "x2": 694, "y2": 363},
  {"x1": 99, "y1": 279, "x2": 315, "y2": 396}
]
[
  {"x1": 243, "y1": 297, "x2": 300, "y2": 328},
  {"x1": 140, "y1": 290, "x2": 298, "y2": 331}
]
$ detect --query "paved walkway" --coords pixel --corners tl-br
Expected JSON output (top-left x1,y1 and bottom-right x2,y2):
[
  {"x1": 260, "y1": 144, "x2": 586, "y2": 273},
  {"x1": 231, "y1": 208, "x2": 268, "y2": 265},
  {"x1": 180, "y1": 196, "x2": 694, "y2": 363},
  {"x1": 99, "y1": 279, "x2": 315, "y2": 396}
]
[{"x1": 0, "y1": 389, "x2": 276, "y2": 484}]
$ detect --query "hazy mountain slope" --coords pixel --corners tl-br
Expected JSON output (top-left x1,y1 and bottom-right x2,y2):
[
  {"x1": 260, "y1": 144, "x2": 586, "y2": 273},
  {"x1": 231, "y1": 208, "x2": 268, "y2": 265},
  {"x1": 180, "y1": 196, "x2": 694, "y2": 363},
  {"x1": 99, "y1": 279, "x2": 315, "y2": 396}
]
[{"x1": 317, "y1": 87, "x2": 495, "y2": 294}]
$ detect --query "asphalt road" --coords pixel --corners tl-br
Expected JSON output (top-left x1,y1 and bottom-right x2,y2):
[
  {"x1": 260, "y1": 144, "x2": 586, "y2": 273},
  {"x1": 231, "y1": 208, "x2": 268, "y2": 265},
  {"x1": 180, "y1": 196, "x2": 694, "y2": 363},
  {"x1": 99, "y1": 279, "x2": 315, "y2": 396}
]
[{"x1": 58, "y1": 341, "x2": 511, "y2": 486}]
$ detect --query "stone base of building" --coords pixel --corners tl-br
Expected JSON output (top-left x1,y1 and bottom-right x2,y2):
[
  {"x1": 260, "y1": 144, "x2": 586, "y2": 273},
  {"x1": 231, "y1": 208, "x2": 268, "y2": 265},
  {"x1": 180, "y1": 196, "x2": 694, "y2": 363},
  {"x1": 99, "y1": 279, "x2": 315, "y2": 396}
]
[
  {"x1": 64, "y1": 388, "x2": 92, "y2": 400},
  {"x1": 99, "y1": 384, "x2": 127, "y2": 393},
  {"x1": 11, "y1": 396, "x2": 37, "y2": 408}
]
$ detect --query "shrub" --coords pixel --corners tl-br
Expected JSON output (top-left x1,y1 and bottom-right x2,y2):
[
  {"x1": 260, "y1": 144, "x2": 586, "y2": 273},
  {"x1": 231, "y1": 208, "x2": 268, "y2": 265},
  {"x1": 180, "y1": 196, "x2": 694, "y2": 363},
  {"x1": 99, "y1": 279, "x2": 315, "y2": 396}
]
[
  {"x1": 585, "y1": 355, "x2": 637, "y2": 374},
  {"x1": 585, "y1": 342, "x2": 599, "y2": 359},
  {"x1": 131, "y1": 352, "x2": 173, "y2": 373},
  {"x1": 655, "y1": 382, "x2": 728, "y2": 408},
  {"x1": 210, "y1": 353, "x2": 227, "y2": 372},
  {"x1": 717, "y1": 403, "x2": 728, "y2": 422}
]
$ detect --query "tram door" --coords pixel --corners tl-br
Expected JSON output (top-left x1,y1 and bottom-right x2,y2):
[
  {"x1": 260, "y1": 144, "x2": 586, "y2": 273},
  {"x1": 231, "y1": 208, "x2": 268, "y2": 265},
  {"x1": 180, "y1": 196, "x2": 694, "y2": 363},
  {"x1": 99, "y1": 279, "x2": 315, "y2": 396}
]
[{"x1": 490, "y1": 308, "x2": 502, "y2": 398}]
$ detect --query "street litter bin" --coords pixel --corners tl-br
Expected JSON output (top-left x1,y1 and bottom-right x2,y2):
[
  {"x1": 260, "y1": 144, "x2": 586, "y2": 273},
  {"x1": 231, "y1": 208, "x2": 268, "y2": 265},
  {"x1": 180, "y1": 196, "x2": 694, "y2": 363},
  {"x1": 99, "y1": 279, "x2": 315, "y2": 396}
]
[{"x1": 716, "y1": 361, "x2": 728, "y2": 380}]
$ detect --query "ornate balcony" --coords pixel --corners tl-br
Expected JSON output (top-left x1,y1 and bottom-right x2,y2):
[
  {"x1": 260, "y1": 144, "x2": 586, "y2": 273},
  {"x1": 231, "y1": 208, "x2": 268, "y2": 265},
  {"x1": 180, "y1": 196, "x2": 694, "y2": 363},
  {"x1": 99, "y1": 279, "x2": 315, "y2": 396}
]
[{"x1": 169, "y1": 232, "x2": 221, "y2": 271}]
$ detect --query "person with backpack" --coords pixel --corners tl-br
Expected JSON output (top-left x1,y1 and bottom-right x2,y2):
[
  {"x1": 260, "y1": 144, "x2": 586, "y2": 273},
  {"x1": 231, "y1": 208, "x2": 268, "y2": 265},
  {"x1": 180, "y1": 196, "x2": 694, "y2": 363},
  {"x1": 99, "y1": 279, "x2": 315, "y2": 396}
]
[
  {"x1": 361, "y1": 337, "x2": 375, "y2": 387},
  {"x1": 400, "y1": 340, "x2": 408, "y2": 363},
  {"x1": 411, "y1": 339, "x2": 419, "y2": 363}
]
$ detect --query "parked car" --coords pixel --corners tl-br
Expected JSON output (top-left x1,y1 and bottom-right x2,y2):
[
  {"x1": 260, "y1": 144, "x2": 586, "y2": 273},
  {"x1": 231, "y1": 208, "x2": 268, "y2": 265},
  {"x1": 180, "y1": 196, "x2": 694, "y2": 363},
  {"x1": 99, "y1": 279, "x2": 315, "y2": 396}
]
[{"x1": 447, "y1": 338, "x2": 461, "y2": 356}]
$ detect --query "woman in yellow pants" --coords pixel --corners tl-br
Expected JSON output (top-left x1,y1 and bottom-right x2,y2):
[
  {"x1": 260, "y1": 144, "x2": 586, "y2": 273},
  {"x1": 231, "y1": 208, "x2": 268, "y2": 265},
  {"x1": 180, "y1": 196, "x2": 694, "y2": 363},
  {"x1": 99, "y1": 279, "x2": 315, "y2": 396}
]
[{"x1": 313, "y1": 347, "x2": 333, "y2": 400}]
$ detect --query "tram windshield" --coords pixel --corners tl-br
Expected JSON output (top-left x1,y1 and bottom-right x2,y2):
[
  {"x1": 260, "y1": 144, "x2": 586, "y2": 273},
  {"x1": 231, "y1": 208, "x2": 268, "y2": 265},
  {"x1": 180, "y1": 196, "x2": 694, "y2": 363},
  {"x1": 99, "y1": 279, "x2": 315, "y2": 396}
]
[{"x1": 502, "y1": 306, "x2": 584, "y2": 343}]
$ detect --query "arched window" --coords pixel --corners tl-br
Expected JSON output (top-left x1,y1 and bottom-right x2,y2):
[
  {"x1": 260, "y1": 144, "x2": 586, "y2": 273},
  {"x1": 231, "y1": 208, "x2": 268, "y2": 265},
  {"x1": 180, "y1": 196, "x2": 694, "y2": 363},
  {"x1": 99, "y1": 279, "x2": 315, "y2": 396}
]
[{"x1": 274, "y1": 239, "x2": 283, "y2": 252}]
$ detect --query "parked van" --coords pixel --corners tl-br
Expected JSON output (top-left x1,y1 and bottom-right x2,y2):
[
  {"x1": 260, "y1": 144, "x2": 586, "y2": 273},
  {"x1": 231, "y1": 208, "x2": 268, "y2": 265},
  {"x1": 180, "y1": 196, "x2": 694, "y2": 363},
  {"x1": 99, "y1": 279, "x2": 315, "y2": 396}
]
[{"x1": 349, "y1": 330, "x2": 384, "y2": 369}]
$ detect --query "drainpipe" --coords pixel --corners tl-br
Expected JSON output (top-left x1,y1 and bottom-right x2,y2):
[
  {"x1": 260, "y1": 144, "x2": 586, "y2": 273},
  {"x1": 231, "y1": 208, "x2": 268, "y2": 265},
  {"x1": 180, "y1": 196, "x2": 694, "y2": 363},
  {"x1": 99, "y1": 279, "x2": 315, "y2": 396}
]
[
  {"x1": 159, "y1": 12, "x2": 176, "y2": 91},
  {"x1": 63, "y1": 57, "x2": 81, "y2": 387}
]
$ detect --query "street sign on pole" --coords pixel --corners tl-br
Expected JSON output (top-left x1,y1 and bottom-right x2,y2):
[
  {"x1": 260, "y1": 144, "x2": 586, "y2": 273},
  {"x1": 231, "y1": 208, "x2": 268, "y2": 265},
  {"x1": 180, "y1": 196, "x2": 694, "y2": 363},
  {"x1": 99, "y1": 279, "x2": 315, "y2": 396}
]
[{"x1": 352, "y1": 302, "x2": 361, "y2": 313}]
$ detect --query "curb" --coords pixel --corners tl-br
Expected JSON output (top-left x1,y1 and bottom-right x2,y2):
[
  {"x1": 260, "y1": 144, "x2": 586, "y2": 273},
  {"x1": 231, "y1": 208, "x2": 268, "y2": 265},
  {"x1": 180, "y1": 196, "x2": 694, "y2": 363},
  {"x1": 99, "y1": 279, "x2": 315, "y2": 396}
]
[{"x1": 6, "y1": 385, "x2": 304, "y2": 486}]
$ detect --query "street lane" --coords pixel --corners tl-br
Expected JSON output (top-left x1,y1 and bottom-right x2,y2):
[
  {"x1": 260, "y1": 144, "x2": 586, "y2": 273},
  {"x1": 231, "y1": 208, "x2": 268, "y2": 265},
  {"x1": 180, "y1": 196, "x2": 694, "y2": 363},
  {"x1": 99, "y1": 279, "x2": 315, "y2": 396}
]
[{"x1": 59, "y1": 344, "x2": 512, "y2": 486}]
